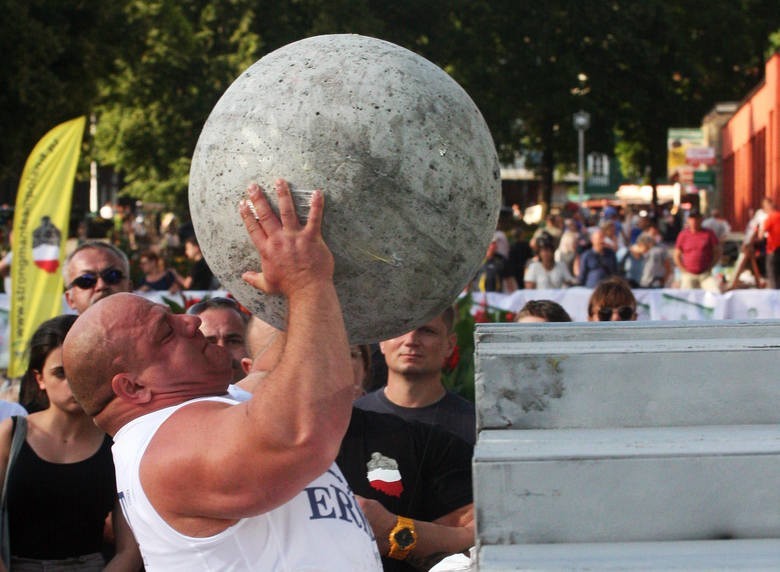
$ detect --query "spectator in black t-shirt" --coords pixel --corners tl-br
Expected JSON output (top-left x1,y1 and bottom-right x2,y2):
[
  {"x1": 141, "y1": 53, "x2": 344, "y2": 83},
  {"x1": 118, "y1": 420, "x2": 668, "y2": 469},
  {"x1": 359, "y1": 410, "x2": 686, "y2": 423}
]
[
  {"x1": 181, "y1": 235, "x2": 218, "y2": 290},
  {"x1": 337, "y1": 409, "x2": 473, "y2": 572}
]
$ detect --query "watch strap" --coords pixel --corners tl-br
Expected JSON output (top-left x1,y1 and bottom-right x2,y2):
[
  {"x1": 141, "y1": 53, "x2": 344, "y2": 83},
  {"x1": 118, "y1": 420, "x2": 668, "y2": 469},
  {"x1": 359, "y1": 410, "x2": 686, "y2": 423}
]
[{"x1": 387, "y1": 515, "x2": 418, "y2": 560}]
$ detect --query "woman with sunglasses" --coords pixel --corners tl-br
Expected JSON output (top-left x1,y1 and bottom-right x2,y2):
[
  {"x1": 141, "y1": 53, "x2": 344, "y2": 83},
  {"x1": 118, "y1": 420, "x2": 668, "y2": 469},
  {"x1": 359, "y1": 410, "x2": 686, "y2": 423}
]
[
  {"x1": 0, "y1": 315, "x2": 141, "y2": 571},
  {"x1": 587, "y1": 276, "x2": 638, "y2": 322}
]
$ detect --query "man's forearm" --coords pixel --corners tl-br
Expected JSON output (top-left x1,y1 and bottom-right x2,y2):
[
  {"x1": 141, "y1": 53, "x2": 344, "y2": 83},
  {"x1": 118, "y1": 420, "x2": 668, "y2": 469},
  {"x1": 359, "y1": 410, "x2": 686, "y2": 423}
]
[{"x1": 403, "y1": 518, "x2": 474, "y2": 571}]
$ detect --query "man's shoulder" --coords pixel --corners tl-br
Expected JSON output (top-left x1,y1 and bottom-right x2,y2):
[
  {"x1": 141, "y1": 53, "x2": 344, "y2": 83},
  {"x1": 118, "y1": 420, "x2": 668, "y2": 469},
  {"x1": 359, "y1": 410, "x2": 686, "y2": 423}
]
[
  {"x1": 354, "y1": 388, "x2": 389, "y2": 412},
  {"x1": 441, "y1": 391, "x2": 475, "y2": 413}
]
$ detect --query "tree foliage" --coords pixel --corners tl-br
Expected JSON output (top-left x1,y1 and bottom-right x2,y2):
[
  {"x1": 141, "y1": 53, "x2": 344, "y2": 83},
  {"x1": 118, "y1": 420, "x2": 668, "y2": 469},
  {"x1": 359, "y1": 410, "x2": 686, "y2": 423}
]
[
  {"x1": 93, "y1": 1, "x2": 261, "y2": 209},
  {"x1": 1, "y1": 1, "x2": 778, "y2": 213},
  {"x1": 0, "y1": 0, "x2": 124, "y2": 186}
]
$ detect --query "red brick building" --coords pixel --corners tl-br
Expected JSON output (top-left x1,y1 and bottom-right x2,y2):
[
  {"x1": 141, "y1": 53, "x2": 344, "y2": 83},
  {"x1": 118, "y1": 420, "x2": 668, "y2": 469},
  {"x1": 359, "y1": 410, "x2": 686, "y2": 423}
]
[{"x1": 721, "y1": 53, "x2": 780, "y2": 230}]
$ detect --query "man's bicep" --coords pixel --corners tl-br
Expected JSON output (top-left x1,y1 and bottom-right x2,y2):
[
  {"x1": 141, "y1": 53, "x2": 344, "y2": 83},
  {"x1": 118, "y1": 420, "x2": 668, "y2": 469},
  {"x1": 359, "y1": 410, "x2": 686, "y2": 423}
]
[{"x1": 142, "y1": 402, "x2": 314, "y2": 520}]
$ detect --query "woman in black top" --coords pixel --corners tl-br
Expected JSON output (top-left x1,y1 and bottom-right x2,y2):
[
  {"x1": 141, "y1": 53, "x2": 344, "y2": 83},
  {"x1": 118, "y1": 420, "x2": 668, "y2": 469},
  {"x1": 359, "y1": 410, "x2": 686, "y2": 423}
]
[{"x1": 0, "y1": 315, "x2": 141, "y2": 571}]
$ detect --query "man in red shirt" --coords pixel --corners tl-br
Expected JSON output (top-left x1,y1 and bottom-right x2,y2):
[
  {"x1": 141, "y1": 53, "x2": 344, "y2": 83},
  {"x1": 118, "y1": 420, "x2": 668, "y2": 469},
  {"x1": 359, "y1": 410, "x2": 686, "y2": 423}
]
[
  {"x1": 761, "y1": 197, "x2": 780, "y2": 288},
  {"x1": 674, "y1": 207, "x2": 721, "y2": 289}
]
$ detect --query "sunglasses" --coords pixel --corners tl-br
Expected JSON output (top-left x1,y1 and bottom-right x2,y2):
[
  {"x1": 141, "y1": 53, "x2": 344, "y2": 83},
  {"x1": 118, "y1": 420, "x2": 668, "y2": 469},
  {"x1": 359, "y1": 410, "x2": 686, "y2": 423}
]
[
  {"x1": 596, "y1": 305, "x2": 635, "y2": 321},
  {"x1": 68, "y1": 268, "x2": 125, "y2": 290}
]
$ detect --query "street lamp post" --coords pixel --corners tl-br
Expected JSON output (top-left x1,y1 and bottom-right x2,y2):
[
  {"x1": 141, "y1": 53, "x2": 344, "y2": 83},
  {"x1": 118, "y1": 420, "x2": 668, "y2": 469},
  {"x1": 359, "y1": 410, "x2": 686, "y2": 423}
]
[{"x1": 573, "y1": 110, "x2": 591, "y2": 205}]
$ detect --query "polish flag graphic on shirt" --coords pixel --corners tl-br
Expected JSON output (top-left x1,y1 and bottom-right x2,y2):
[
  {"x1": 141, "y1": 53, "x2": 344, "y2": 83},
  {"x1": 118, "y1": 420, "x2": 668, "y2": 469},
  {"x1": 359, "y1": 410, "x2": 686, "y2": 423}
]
[{"x1": 366, "y1": 452, "x2": 403, "y2": 498}]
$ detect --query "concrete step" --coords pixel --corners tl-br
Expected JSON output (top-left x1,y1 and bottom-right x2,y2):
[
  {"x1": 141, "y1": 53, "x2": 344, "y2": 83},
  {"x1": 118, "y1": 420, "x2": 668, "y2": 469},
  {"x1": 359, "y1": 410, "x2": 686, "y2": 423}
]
[
  {"x1": 478, "y1": 539, "x2": 780, "y2": 571},
  {"x1": 475, "y1": 321, "x2": 780, "y2": 430},
  {"x1": 475, "y1": 319, "x2": 780, "y2": 344},
  {"x1": 474, "y1": 426, "x2": 780, "y2": 544}
]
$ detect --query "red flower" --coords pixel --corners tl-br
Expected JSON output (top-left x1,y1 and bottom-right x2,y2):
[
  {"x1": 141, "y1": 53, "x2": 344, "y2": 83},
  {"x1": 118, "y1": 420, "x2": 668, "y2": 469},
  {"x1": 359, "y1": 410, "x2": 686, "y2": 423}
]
[
  {"x1": 474, "y1": 310, "x2": 489, "y2": 323},
  {"x1": 504, "y1": 312, "x2": 516, "y2": 322}
]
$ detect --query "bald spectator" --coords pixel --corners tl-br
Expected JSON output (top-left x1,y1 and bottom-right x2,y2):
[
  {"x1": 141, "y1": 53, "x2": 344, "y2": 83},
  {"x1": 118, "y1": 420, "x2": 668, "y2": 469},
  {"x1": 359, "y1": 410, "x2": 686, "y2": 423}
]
[
  {"x1": 63, "y1": 240, "x2": 132, "y2": 314},
  {"x1": 577, "y1": 229, "x2": 618, "y2": 288},
  {"x1": 674, "y1": 207, "x2": 721, "y2": 289}
]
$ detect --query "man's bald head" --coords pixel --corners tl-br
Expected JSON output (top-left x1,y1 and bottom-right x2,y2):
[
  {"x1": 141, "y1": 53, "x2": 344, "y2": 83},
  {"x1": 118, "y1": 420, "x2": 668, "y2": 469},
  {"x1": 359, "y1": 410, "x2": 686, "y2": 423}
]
[{"x1": 63, "y1": 293, "x2": 137, "y2": 417}]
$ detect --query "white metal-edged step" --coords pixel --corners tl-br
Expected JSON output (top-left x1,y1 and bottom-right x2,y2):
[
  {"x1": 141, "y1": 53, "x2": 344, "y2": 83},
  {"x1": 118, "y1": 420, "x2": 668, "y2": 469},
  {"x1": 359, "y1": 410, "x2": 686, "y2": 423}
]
[
  {"x1": 475, "y1": 328, "x2": 780, "y2": 430},
  {"x1": 478, "y1": 539, "x2": 780, "y2": 571},
  {"x1": 474, "y1": 426, "x2": 780, "y2": 544}
]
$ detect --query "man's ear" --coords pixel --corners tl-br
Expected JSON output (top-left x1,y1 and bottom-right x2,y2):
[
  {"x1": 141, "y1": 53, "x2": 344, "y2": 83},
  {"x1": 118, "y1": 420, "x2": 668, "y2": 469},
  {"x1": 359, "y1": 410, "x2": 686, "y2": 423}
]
[
  {"x1": 241, "y1": 357, "x2": 253, "y2": 375},
  {"x1": 445, "y1": 332, "x2": 457, "y2": 358},
  {"x1": 64, "y1": 290, "x2": 76, "y2": 310},
  {"x1": 111, "y1": 373, "x2": 152, "y2": 404}
]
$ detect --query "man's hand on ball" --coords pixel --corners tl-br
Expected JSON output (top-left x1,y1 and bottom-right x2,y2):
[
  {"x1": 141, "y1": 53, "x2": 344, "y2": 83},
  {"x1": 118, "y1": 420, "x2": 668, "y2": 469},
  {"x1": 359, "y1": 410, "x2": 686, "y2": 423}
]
[{"x1": 239, "y1": 179, "x2": 334, "y2": 297}]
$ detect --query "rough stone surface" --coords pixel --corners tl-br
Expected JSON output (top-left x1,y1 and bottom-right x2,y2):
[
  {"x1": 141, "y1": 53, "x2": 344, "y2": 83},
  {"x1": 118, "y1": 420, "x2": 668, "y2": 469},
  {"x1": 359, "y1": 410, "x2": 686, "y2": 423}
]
[{"x1": 189, "y1": 34, "x2": 500, "y2": 343}]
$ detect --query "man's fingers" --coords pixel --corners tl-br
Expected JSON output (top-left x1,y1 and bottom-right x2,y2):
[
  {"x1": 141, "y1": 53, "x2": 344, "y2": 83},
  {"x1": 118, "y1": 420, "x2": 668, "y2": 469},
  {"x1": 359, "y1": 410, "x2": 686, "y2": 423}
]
[
  {"x1": 246, "y1": 183, "x2": 282, "y2": 235},
  {"x1": 275, "y1": 179, "x2": 301, "y2": 230},
  {"x1": 305, "y1": 190, "x2": 324, "y2": 236},
  {"x1": 240, "y1": 191, "x2": 267, "y2": 244}
]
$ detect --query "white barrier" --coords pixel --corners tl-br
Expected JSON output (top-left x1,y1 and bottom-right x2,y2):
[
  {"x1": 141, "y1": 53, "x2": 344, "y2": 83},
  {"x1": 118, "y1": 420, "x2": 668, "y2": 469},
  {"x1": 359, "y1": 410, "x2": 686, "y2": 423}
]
[
  {"x1": 1, "y1": 288, "x2": 778, "y2": 371},
  {"x1": 475, "y1": 288, "x2": 780, "y2": 322}
]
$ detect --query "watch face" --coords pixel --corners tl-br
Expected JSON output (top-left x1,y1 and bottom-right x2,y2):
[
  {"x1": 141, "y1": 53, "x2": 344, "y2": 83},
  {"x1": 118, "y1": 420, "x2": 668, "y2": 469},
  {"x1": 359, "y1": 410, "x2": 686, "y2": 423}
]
[{"x1": 394, "y1": 528, "x2": 415, "y2": 548}]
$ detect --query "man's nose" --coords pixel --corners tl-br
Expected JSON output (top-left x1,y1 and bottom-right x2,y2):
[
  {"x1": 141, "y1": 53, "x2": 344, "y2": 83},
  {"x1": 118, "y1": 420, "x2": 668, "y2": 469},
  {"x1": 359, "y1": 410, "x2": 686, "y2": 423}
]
[{"x1": 181, "y1": 314, "x2": 202, "y2": 334}]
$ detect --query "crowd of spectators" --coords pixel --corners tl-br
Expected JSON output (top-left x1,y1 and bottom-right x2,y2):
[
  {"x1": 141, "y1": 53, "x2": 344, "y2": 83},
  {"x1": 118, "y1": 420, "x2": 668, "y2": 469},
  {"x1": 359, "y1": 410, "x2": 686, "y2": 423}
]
[{"x1": 470, "y1": 202, "x2": 769, "y2": 295}]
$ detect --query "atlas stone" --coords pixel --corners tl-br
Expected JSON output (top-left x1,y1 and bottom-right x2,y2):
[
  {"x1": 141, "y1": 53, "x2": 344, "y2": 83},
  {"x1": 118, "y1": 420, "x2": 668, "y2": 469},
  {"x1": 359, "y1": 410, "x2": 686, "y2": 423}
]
[{"x1": 189, "y1": 34, "x2": 500, "y2": 343}]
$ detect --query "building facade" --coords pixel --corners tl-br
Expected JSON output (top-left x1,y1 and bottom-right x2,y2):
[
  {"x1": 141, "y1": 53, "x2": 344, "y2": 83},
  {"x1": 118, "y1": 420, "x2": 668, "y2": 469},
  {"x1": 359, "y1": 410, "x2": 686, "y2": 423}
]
[{"x1": 721, "y1": 53, "x2": 780, "y2": 230}]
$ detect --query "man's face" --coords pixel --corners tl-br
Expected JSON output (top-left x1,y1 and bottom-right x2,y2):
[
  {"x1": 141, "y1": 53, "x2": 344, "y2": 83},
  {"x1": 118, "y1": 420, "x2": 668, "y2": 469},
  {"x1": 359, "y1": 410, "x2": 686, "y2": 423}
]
[
  {"x1": 591, "y1": 230, "x2": 604, "y2": 251},
  {"x1": 129, "y1": 299, "x2": 233, "y2": 391},
  {"x1": 380, "y1": 316, "x2": 455, "y2": 378},
  {"x1": 65, "y1": 248, "x2": 131, "y2": 314},
  {"x1": 185, "y1": 241, "x2": 200, "y2": 260},
  {"x1": 687, "y1": 215, "x2": 702, "y2": 231},
  {"x1": 197, "y1": 307, "x2": 249, "y2": 382}
]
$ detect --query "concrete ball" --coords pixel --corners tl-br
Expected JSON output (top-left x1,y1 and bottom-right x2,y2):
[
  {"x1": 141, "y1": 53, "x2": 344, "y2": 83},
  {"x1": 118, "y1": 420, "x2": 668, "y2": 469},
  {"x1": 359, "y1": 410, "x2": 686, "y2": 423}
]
[{"x1": 189, "y1": 34, "x2": 500, "y2": 343}]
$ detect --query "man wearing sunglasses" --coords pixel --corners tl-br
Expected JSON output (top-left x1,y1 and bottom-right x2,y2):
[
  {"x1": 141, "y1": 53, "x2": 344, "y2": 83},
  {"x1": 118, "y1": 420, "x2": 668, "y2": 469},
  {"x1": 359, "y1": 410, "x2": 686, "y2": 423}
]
[
  {"x1": 587, "y1": 276, "x2": 638, "y2": 322},
  {"x1": 63, "y1": 241, "x2": 132, "y2": 314}
]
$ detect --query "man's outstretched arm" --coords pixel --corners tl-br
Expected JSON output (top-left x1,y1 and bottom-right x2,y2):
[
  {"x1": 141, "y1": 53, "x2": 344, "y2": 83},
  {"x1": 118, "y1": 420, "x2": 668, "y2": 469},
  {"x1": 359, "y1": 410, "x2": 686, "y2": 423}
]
[{"x1": 144, "y1": 180, "x2": 353, "y2": 526}]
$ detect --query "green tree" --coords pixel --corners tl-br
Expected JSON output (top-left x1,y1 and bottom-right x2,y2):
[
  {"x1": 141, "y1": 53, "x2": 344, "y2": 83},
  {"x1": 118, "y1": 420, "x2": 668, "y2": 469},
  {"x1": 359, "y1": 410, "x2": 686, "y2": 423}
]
[
  {"x1": 93, "y1": 1, "x2": 261, "y2": 212},
  {"x1": 0, "y1": 0, "x2": 124, "y2": 185}
]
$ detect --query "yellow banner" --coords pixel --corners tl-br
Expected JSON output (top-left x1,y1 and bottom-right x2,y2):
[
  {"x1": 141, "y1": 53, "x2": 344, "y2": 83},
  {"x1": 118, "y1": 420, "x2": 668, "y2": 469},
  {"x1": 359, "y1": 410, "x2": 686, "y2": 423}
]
[{"x1": 8, "y1": 116, "x2": 85, "y2": 377}]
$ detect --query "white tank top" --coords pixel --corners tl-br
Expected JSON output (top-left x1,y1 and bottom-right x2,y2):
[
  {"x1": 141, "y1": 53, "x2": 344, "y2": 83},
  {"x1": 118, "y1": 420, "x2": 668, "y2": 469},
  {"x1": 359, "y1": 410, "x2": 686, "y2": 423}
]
[{"x1": 113, "y1": 396, "x2": 382, "y2": 571}]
